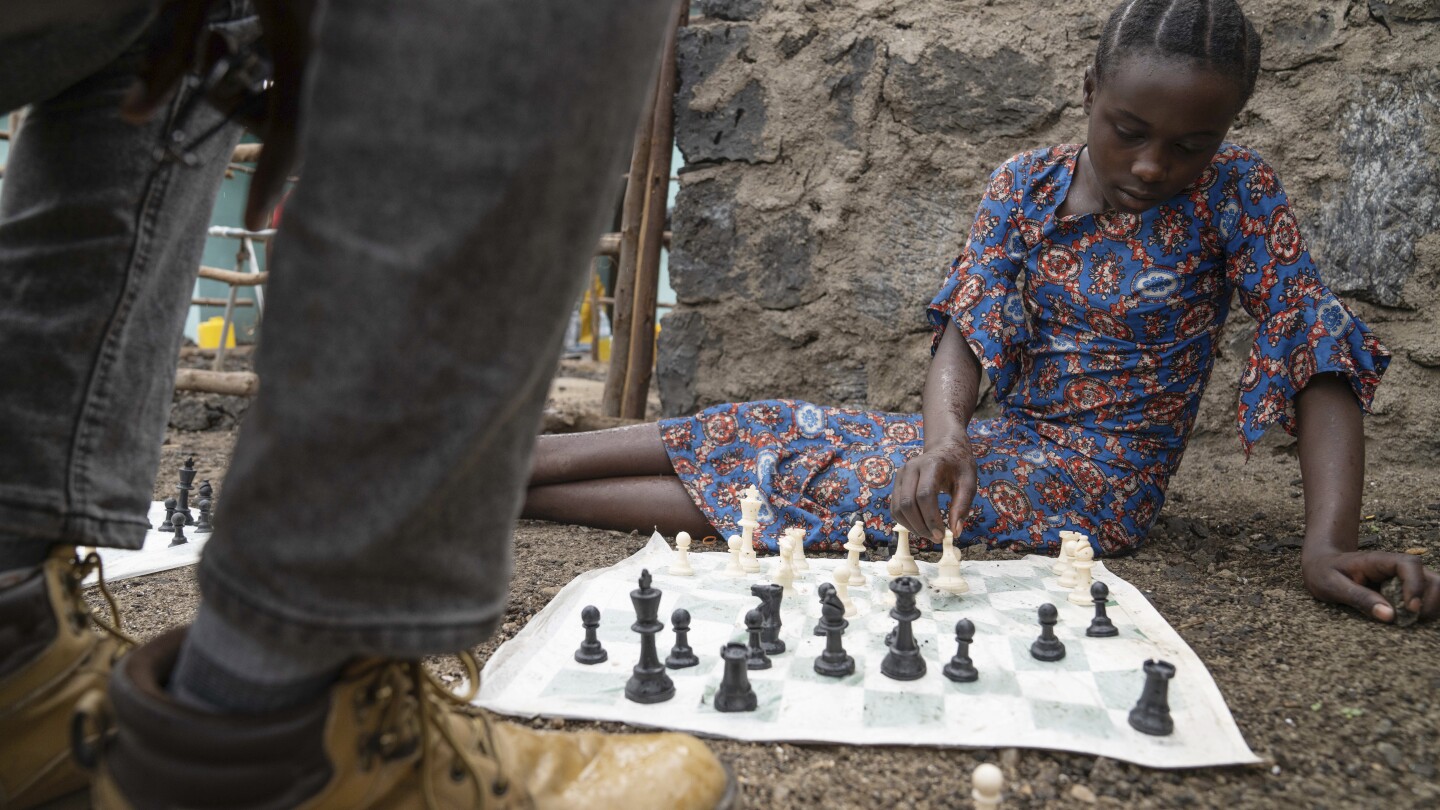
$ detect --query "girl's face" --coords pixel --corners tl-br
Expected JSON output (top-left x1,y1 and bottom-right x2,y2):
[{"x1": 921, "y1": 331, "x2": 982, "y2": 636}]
[{"x1": 1082, "y1": 53, "x2": 1245, "y2": 214}]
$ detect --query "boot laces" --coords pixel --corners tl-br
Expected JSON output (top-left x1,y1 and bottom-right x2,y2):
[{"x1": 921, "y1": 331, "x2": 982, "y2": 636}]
[{"x1": 69, "y1": 550, "x2": 136, "y2": 651}]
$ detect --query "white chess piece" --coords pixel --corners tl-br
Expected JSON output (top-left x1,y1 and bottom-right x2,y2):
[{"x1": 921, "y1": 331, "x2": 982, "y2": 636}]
[
  {"x1": 832, "y1": 568, "x2": 858, "y2": 618},
  {"x1": 721, "y1": 534, "x2": 746, "y2": 578},
  {"x1": 932, "y1": 528, "x2": 969, "y2": 594},
  {"x1": 887, "y1": 523, "x2": 920, "y2": 576},
  {"x1": 785, "y1": 526, "x2": 810, "y2": 572},
  {"x1": 773, "y1": 535, "x2": 796, "y2": 593},
  {"x1": 1057, "y1": 536, "x2": 1081, "y2": 589},
  {"x1": 1068, "y1": 542, "x2": 1096, "y2": 606},
  {"x1": 1053, "y1": 530, "x2": 1080, "y2": 576},
  {"x1": 670, "y1": 531, "x2": 695, "y2": 576},
  {"x1": 841, "y1": 521, "x2": 867, "y2": 586},
  {"x1": 739, "y1": 486, "x2": 763, "y2": 573},
  {"x1": 971, "y1": 763, "x2": 1004, "y2": 809}
]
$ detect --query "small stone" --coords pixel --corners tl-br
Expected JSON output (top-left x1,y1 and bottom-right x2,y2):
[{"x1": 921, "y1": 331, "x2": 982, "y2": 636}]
[
  {"x1": 547, "y1": 716, "x2": 565, "y2": 729},
  {"x1": 1069, "y1": 784, "x2": 1098, "y2": 803},
  {"x1": 1404, "y1": 547, "x2": 1428, "y2": 555},
  {"x1": 541, "y1": 586, "x2": 562, "y2": 598},
  {"x1": 1381, "y1": 578, "x2": 1419, "y2": 627},
  {"x1": 1376, "y1": 741, "x2": 1404, "y2": 770}
]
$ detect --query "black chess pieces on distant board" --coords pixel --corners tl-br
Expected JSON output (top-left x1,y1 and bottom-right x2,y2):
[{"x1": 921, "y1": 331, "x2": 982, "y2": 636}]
[
  {"x1": 666, "y1": 608, "x2": 699, "y2": 669},
  {"x1": 1086, "y1": 581, "x2": 1119, "y2": 638},
  {"x1": 744, "y1": 608, "x2": 771, "y2": 670},
  {"x1": 176, "y1": 457, "x2": 197, "y2": 525},
  {"x1": 169, "y1": 512, "x2": 188, "y2": 547},
  {"x1": 195, "y1": 498, "x2": 214, "y2": 533},
  {"x1": 714, "y1": 642, "x2": 757, "y2": 712},
  {"x1": 813, "y1": 591, "x2": 855, "y2": 678},
  {"x1": 881, "y1": 576, "x2": 926, "y2": 681},
  {"x1": 574, "y1": 605, "x2": 607, "y2": 665},
  {"x1": 942, "y1": 618, "x2": 979, "y2": 683},
  {"x1": 624, "y1": 570, "x2": 674, "y2": 704},
  {"x1": 1030, "y1": 602, "x2": 1066, "y2": 662},
  {"x1": 1128, "y1": 659, "x2": 1176, "y2": 736},
  {"x1": 750, "y1": 583, "x2": 785, "y2": 655}
]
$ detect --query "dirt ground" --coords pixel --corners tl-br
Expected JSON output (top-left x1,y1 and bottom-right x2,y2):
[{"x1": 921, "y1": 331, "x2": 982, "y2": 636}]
[{"x1": 109, "y1": 353, "x2": 1439, "y2": 809}]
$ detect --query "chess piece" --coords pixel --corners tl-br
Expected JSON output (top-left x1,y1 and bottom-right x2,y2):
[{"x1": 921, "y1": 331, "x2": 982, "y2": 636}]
[
  {"x1": 721, "y1": 534, "x2": 746, "y2": 578},
  {"x1": 785, "y1": 526, "x2": 810, "y2": 572},
  {"x1": 750, "y1": 583, "x2": 785, "y2": 655},
  {"x1": 772, "y1": 535, "x2": 796, "y2": 593},
  {"x1": 1057, "y1": 535, "x2": 1085, "y2": 588},
  {"x1": 1086, "y1": 581, "x2": 1119, "y2": 637},
  {"x1": 881, "y1": 576, "x2": 926, "y2": 681},
  {"x1": 1053, "y1": 530, "x2": 1082, "y2": 575},
  {"x1": 887, "y1": 523, "x2": 920, "y2": 576},
  {"x1": 670, "y1": 531, "x2": 695, "y2": 576},
  {"x1": 812, "y1": 582, "x2": 846, "y2": 636},
  {"x1": 738, "y1": 486, "x2": 762, "y2": 573},
  {"x1": 942, "y1": 618, "x2": 979, "y2": 682},
  {"x1": 1068, "y1": 543, "x2": 1096, "y2": 606},
  {"x1": 812, "y1": 592, "x2": 855, "y2": 678},
  {"x1": 832, "y1": 569, "x2": 857, "y2": 618},
  {"x1": 1128, "y1": 659, "x2": 1176, "y2": 736},
  {"x1": 198, "y1": 479, "x2": 213, "y2": 501},
  {"x1": 176, "y1": 457, "x2": 197, "y2": 525},
  {"x1": 169, "y1": 512, "x2": 188, "y2": 547},
  {"x1": 932, "y1": 528, "x2": 968, "y2": 594},
  {"x1": 665, "y1": 608, "x2": 699, "y2": 669},
  {"x1": 841, "y1": 522, "x2": 866, "y2": 586},
  {"x1": 1029, "y1": 602, "x2": 1066, "y2": 662},
  {"x1": 161, "y1": 497, "x2": 177, "y2": 531},
  {"x1": 714, "y1": 643, "x2": 757, "y2": 712},
  {"x1": 194, "y1": 498, "x2": 214, "y2": 533},
  {"x1": 972, "y1": 763, "x2": 1004, "y2": 810},
  {"x1": 624, "y1": 570, "x2": 675, "y2": 704},
  {"x1": 574, "y1": 605, "x2": 608, "y2": 664},
  {"x1": 743, "y1": 608, "x2": 771, "y2": 670}
]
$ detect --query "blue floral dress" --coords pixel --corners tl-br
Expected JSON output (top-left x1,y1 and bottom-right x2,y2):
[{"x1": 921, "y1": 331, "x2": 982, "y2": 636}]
[{"x1": 658, "y1": 144, "x2": 1389, "y2": 555}]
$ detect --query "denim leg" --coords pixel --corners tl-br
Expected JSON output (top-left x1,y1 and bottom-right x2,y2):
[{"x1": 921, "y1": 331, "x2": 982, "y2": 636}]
[
  {"x1": 197, "y1": 0, "x2": 673, "y2": 655},
  {"x1": 0, "y1": 6, "x2": 255, "y2": 550}
]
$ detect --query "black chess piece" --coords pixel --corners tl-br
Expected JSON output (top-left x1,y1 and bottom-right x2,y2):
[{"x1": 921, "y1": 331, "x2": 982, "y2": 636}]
[
  {"x1": 624, "y1": 569, "x2": 675, "y2": 703},
  {"x1": 813, "y1": 582, "x2": 846, "y2": 636},
  {"x1": 1030, "y1": 603, "x2": 1066, "y2": 661},
  {"x1": 812, "y1": 592, "x2": 854, "y2": 678},
  {"x1": 176, "y1": 457, "x2": 197, "y2": 525},
  {"x1": 161, "y1": 497, "x2": 177, "y2": 531},
  {"x1": 881, "y1": 576, "x2": 926, "y2": 681},
  {"x1": 1086, "y1": 581, "x2": 1119, "y2": 638},
  {"x1": 750, "y1": 583, "x2": 785, "y2": 655},
  {"x1": 744, "y1": 608, "x2": 771, "y2": 670},
  {"x1": 169, "y1": 512, "x2": 188, "y2": 547},
  {"x1": 198, "y1": 479, "x2": 213, "y2": 501},
  {"x1": 574, "y1": 605, "x2": 607, "y2": 665},
  {"x1": 1128, "y1": 659, "x2": 1176, "y2": 736},
  {"x1": 195, "y1": 498, "x2": 214, "y2": 533},
  {"x1": 665, "y1": 608, "x2": 699, "y2": 669},
  {"x1": 942, "y1": 618, "x2": 979, "y2": 683},
  {"x1": 714, "y1": 643, "x2": 757, "y2": 712}
]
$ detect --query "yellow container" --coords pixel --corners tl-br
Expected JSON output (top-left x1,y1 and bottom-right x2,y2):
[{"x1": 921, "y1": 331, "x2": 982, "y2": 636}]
[{"x1": 197, "y1": 316, "x2": 237, "y2": 349}]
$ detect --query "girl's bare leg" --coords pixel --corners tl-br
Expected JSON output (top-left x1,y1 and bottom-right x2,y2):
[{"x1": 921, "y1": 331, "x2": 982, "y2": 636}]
[
  {"x1": 522, "y1": 476, "x2": 718, "y2": 538},
  {"x1": 529, "y1": 422, "x2": 673, "y2": 485}
]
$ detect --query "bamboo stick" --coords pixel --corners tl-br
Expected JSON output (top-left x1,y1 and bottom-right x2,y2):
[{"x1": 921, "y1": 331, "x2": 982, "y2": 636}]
[
  {"x1": 199, "y1": 265, "x2": 269, "y2": 286},
  {"x1": 191, "y1": 297, "x2": 254, "y2": 307},
  {"x1": 175, "y1": 369, "x2": 259, "y2": 397}
]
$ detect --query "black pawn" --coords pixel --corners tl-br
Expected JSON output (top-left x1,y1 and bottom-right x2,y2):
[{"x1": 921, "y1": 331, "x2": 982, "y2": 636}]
[
  {"x1": 813, "y1": 582, "x2": 847, "y2": 636},
  {"x1": 942, "y1": 618, "x2": 979, "y2": 682},
  {"x1": 666, "y1": 608, "x2": 699, "y2": 669},
  {"x1": 881, "y1": 576, "x2": 926, "y2": 681},
  {"x1": 195, "y1": 498, "x2": 214, "y2": 533},
  {"x1": 624, "y1": 569, "x2": 675, "y2": 703},
  {"x1": 1086, "y1": 581, "x2": 1119, "y2": 638},
  {"x1": 198, "y1": 479, "x2": 214, "y2": 500},
  {"x1": 744, "y1": 608, "x2": 771, "y2": 670},
  {"x1": 1030, "y1": 602, "x2": 1066, "y2": 662},
  {"x1": 714, "y1": 643, "x2": 757, "y2": 712},
  {"x1": 161, "y1": 497, "x2": 177, "y2": 531},
  {"x1": 751, "y1": 583, "x2": 785, "y2": 655},
  {"x1": 812, "y1": 592, "x2": 854, "y2": 678},
  {"x1": 169, "y1": 512, "x2": 188, "y2": 547},
  {"x1": 574, "y1": 605, "x2": 607, "y2": 665},
  {"x1": 1128, "y1": 659, "x2": 1176, "y2": 736}
]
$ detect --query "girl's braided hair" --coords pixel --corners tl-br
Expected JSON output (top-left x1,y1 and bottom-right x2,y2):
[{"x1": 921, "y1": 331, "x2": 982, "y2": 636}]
[{"x1": 1095, "y1": 0, "x2": 1263, "y2": 106}]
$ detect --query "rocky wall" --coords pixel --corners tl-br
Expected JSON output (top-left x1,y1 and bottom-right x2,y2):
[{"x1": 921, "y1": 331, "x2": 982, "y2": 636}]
[{"x1": 659, "y1": 0, "x2": 1440, "y2": 467}]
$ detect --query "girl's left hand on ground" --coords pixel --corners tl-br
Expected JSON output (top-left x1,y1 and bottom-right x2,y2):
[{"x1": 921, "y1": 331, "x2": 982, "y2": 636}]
[{"x1": 1301, "y1": 549, "x2": 1440, "y2": 622}]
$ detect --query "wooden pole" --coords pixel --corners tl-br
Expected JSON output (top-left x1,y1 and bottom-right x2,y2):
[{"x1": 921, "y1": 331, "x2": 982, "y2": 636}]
[
  {"x1": 175, "y1": 369, "x2": 259, "y2": 397},
  {"x1": 199, "y1": 266, "x2": 269, "y2": 286},
  {"x1": 620, "y1": 2, "x2": 686, "y2": 420}
]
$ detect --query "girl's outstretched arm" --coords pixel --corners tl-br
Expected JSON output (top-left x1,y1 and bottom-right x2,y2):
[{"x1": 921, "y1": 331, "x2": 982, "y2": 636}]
[{"x1": 1296, "y1": 373, "x2": 1440, "y2": 622}]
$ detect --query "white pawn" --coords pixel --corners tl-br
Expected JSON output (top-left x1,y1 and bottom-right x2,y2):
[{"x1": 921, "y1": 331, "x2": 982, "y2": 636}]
[
  {"x1": 773, "y1": 535, "x2": 796, "y2": 593},
  {"x1": 972, "y1": 763, "x2": 1004, "y2": 809},
  {"x1": 1057, "y1": 537, "x2": 1082, "y2": 589},
  {"x1": 1068, "y1": 543, "x2": 1096, "y2": 606},
  {"x1": 840, "y1": 521, "x2": 867, "y2": 586},
  {"x1": 721, "y1": 534, "x2": 746, "y2": 578},
  {"x1": 785, "y1": 527, "x2": 810, "y2": 572},
  {"x1": 887, "y1": 523, "x2": 920, "y2": 577},
  {"x1": 670, "y1": 531, "x2": 695, "y2": 576},
  {"x1": 832, "y1": 568, "x2": 858, "y2": 618},
  {"x1": 1053, "y1": 530, "x2": 1080, "y2": 576},
  {"x1": 933, "y1": 528, "x2": 968, "y2": 594}
]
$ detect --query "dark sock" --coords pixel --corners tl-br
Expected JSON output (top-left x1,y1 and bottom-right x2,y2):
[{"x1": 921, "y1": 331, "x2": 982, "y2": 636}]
[
  {"x1": 0, "y1": 539, "x2": 53, "y2": 580},
  {"x1": 169, "y1": 608, "x2": 350, "y2": 714}
]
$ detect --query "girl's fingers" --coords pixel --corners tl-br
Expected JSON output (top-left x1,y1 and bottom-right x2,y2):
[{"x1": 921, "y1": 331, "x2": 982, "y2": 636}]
[{"x1": 1322, "y1": 569, "x2": 1393, "y2": 622}]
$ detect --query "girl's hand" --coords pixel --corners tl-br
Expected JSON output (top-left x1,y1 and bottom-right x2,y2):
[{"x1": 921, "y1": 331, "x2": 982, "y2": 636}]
[
  {"x1": 892, "y1": 438, "x2": 977, "y2": 542},
  {"x1": 1301, "y1": 549, "x2": 1440, "y2": 622}
]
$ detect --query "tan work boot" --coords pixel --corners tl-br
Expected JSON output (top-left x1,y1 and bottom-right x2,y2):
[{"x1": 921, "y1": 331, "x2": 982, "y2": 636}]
[
  {"x1": 83, "y1": 628, "x2": 737, "y2": 809},
  {"x1": 0, "y1": 547, "x2": 131, "y2": 809}
]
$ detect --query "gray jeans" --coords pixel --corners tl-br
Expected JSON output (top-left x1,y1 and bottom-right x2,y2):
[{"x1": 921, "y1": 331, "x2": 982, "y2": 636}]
[{"x1": 1, "y1": 0, "x2": 671, "y2": 655}]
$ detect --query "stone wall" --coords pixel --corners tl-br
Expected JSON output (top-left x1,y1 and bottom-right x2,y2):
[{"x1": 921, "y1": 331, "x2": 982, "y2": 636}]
[{"x1": 659, "y1": 0, "x2": 1440, "y2": 467}]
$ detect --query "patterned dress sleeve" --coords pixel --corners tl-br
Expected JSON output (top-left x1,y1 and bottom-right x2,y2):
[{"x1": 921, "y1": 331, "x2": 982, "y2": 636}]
[
  {"x1": 1220, "y1": 153, "x2": 1391, "y2": 453},
  {"x1": 927, "y1": 158, "x2": 1030, "y2": 401}
]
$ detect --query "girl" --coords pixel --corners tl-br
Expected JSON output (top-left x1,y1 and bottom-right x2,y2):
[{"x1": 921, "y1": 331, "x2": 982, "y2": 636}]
[{"x1": 525, "y1": 0, "x2": 1439, "y2": 623}]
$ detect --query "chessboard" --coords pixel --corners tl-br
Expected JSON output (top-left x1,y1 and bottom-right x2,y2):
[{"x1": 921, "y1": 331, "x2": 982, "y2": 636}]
[{"x1": 476, "y1": 534, "x2": 1260, "y2": 769}]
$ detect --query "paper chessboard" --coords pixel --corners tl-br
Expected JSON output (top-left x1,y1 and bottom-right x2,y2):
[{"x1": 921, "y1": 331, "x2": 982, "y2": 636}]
[
  {"x1": 81, "y1": 501, "x2": 210, "y2": 586},
  {"x1": 476, "y1": 533, "x2": 1260, "y2": 769}
]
